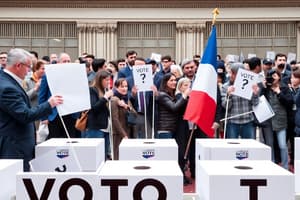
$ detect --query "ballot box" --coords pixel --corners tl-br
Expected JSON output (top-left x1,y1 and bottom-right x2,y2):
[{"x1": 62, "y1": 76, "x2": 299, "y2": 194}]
[
  {"x1": 196, "y1": 160, "x2": 294, "y2": 200},
  {"x1": 196, "y1": 139, "x2": 271, "y2": 161},
  {"x1": 294, "y1": 138, "x2": 300, "y2": 193},
  {"x1": 16, "y1": 165, "x2": 103, "y2": 200},
  {"x1": 35, "y1": 138, "x2": 104, "y2": 172},
  {"x1": 99, "y1": 160, "x2": 183, "y2": 200},
  {"x1": 0, "y1": 159, "x2": 23, "y2": 200},
  {"x1": 119, "y1": 139, "x2": 178, "y2": 160},
  {"x1": 294, "y1": 138, "x2": 300, "y2": 160}
]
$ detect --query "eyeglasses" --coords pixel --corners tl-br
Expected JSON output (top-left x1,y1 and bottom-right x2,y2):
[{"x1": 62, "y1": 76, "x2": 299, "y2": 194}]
[{"x1": 21, "y1": 63, "x2": 32, "y2": 69}]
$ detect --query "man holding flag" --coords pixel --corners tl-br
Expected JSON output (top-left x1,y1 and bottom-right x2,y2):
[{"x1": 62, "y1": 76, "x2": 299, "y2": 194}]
[{"x1": 183, "y1": 8, "x2": 220, "y2": 179}]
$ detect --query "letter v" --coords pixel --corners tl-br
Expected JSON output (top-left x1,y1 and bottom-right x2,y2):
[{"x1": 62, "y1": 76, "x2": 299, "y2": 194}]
[{"x1": 23, "y1": 178, "x2": 55, "y2": 200}]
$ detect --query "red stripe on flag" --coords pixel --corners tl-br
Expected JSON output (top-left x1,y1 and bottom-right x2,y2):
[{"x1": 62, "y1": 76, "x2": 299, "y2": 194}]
[{"x1": 184, "y1": 90, "x2": 216, "y2": 137}]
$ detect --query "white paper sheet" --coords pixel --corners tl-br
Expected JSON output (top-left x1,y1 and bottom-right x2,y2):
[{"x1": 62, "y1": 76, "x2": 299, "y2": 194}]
[
  {"x1": 45, "y1": 63, "x2": 91, "y2": 116},
  {"x1": 252, "y1": 95, "x2": 275, "y2": 123}
]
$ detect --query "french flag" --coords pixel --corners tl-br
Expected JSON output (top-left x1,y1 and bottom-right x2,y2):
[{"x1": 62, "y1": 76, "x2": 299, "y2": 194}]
[{"x1": 184, "y1": 25, "x2": 217, "y2": 137}]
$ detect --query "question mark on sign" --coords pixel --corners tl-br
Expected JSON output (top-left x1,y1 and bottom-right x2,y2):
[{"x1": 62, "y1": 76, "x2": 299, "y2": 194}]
[
  {"x1": 241, "y1": 79, "x2": 248, "y2": 89},
  {"x1": 140, "y1": 73, "x2": 146, "y2": 83}
]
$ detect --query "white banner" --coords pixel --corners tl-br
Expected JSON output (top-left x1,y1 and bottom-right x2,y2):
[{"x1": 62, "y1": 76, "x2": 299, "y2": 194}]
[{"x1": 45, "y1": 63, "x2": 90, "y2": 116}]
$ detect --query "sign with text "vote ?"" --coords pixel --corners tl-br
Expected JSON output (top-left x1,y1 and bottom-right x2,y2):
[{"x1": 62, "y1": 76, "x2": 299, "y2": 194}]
[
  {"x1": 233, "y1": 68, "x2": 258, "y2": 100},
  {"x1": 133, "y1": 64, "x2": 153, "y2": 92}
]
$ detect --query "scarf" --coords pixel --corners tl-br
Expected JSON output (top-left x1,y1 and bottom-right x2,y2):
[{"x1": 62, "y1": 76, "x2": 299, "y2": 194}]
[{"x1": 113, "y1": 89, "x2": 128, "y2": 103}]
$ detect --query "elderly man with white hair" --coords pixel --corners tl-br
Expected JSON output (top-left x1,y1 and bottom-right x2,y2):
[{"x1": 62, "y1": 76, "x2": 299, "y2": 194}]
[{"x1": 0, "y1": 48, "x2": 63, "y2": 171}]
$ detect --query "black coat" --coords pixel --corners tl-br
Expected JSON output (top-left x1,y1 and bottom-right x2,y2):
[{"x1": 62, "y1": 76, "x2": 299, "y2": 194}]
[{"x1": 86, "y1": 87, "x2": 109, "y2": 130}]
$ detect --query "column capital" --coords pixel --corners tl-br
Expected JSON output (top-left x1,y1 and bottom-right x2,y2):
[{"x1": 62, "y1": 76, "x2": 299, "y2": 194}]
[
  {"x1": 176, "y1": 21, "x2": 206, "y2": 32},
  {"x1": 77, "y1": 21, "x2": 117, "y2": 33}
]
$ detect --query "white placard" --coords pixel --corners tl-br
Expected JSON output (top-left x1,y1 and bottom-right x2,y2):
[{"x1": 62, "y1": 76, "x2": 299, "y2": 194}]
[
  {"x1": 266, "y1": 51, "x2": 276, "y2": 60},
  {"x1": 151, "y1": 53, "x2": 161, "y2": 63},
  {"x1": 30, "y1": 148, "x2": 81, "y2": 172},
  {"x1": 132, "y1": 64, "x2": 153, "y2": 91},
  {"x1": 232, "y1": 68, "x2": 258, "y2": 100},
  {"x1": 247, "y1": 53, "x2": 256, "y2": 58},
  {"x1": 252, "y1": 95, "x2": 275, "y2": 123},
  {"x1": 226, "y1": 54, "x2": 238, "y2": 63},
  {"x1": 45, "y1": 63, "x2": 91, "y2": 116},
  {"x1": 287, "y1": 52, "x2": 297, "y2": 64}
]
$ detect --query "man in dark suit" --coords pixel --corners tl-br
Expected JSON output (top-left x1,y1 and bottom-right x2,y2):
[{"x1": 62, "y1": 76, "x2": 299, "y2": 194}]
[
  {"x1": 0, "y1": 48, "x2": 63, "y2": 171},
  {"x1": 117, "y1": 50, "x2": 137, "y2": 92}
]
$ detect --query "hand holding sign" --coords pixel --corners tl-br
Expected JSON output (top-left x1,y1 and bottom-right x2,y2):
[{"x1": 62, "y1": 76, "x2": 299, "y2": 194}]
[
  {"x1": 133, "y1": 64, "x2": 153, "y2": 92},
  {"x1": 233, "y1": 68, "x2": 259, "y2": 100}
]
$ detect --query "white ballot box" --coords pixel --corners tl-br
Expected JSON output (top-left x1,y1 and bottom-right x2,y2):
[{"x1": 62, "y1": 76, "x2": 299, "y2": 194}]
[
  {"x1": 294, "y1": 138, "x2": 300, "y2": 160},
  {"x1": 295, "y1": 138, "x2": 300, "y2": 193},
  {"x1": 196, "y1": 139, "x2": 271, "y2": 161},
  {"x1": 35, "y1": 138, "x2": 104, "y2": 172},
  {"x1": 16, "y1": 165, "x2": 103, "y2": 200},
  {"x1": 99, "y1": 160, "x2": 183, "y2": 200},
  {"x1": 119, "y1": 139, "x2": 178, "y2": 161},
  {"x1": 0, "y1": 159, "x2": 23, "y2": 200},
  {"x1": 197, "y1": 160, "x2": 294, "y2": 200},
  {"x1": 295, "y1": 160, "x2": 300, "y2": 194}
]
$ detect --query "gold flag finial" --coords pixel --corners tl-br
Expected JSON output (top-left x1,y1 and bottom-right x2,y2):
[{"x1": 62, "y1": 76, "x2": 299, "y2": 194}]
[{"x1": 212, "y1": 8, "x2": 220, "y2": 25}]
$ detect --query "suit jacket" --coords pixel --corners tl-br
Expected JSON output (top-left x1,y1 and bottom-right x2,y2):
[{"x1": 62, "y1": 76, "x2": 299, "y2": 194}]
[
  {"x1": 38, "y1": 75, "x2": 58, "y2": 121},
  {"x1": 0, "y1": 70, "x2": 52, "y2": 171},
  {"x1": 117, "y1": 65, "x2": 134, "y2": 92}
]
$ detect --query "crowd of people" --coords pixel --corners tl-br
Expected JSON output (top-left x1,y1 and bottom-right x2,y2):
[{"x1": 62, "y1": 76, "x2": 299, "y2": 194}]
[{"x1": 0, "y1": 48, "x2": 300, "y2": 186}]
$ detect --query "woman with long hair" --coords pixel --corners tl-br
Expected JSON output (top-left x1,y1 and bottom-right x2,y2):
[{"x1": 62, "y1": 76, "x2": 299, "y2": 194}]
[
  {"x1": 156, "y1": 73, "x2": 190, "y2": 139},
  {"x1": 84, "y1": 70, "x2": 113, "y2": 159},
  {"x1": 265, "y1": 69, "x2": 293, "y2": 169}
]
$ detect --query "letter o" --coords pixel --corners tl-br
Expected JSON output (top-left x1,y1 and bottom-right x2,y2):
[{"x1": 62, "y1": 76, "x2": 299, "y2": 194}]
[
  {"x1": 133, "y1": 178, "x2": 167, "y2": 200},
  {"x1": 59, "y1": 178, "x2": 93, "y2": 200}
]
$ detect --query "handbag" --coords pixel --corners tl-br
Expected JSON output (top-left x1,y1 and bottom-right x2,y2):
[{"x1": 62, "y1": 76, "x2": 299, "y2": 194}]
[
  {"x1": 75, "y1": 110, "x2": 89, "y2": 132},
  {"x1": 126, "y1": 108, "x2": 137, "y2": 125},
  {"x1": 126, "y1": 101, "x2": 137, "y2": 125}
]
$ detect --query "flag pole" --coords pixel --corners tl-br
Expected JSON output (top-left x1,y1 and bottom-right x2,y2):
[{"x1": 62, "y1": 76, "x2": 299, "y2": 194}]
[
  {"x1": 184, "y1": 123, "x2": 196, "y2": 161},
  {"x1": 183, "y1": 7, "x2": 220, "y2": 167},
  {"x1": 59, "y1": 115, "x2": 82, "y2": 171},
  {"x1": 223, "y1": 93, "x2": 230, "y2": 138},
  {"x1": 107, "y1": 88, "x2": 114, "y2": 160}
]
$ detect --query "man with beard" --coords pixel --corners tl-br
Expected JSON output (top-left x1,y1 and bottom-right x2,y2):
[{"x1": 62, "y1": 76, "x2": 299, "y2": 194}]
[
  {"x1": 117, "y1": 50, "x2": 137, "y2": 92},
  {"x1": 274, "y1": 53, "x2": 291, "y2": 85}
]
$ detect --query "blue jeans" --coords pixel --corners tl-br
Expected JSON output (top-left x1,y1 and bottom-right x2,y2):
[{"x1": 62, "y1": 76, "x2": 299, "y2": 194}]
[
  {"x1": 83, "y1": 129, "x2": 110, "y2": 159},
  {"x1": 275, "y1": 129, "x2": 288, "y2": 170},
  {"x1": 226, "y1": 121, "x2": 255, "y2": 139},
  {"x1": 157, "y1": 131, "x2": 173, "y2": 139}
]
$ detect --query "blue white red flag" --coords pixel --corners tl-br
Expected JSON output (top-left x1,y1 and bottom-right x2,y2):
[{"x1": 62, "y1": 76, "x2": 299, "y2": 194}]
[{"x1": 184, "y1": 25, "x2": 217, "y2": 137}]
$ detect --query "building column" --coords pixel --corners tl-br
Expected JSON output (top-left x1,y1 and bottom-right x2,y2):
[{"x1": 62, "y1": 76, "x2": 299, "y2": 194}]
[
  {"x1": 77, "y1": 21, "x2": 117, "y2": 61},
  {"x1": 297, "y1": 22, "x2": 300, "y2": 61},
  {"x1": 175, "y1": 21, "x2": 206, "y2": 62}
]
